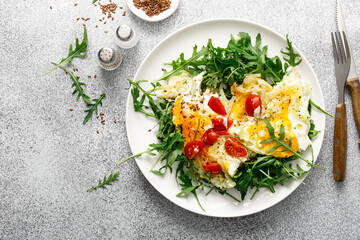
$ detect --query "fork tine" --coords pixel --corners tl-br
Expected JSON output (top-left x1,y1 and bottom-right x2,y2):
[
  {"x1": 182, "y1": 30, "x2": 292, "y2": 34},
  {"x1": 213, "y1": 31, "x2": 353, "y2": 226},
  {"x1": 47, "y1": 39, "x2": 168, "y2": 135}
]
[
  {"x1": 342, "y1": 31, "x2": 351, "y2": 63},
  {"x1": 335, "y1": 31, "x2": 345, "y2": 64},
  {"x1": 331, "y1": 33, "x2": 339, "y2": 64}
]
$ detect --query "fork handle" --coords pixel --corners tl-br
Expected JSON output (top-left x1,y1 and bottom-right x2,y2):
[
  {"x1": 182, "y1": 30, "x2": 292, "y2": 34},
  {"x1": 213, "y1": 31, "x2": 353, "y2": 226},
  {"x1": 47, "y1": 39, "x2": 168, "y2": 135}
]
[
  {"x1": 346, "y1": 77, "x2": 360, "y2": 147},
  {"x1": 333, "y1": 103, "x2": 347, "y2": 181}
]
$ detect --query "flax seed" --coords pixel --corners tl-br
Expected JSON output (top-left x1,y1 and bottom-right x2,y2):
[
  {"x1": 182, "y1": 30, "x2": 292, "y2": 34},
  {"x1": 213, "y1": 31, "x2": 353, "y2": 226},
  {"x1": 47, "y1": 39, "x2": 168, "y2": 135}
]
[
  {"x1": 100, "y1": 113, "x2": 104, "y2": 116},
  {"x1": 50, "y1": 6, "x2": 52, "y2": 9},
  {"x1": 69, "y1": 109, "x2": 73, "y2": 111},
  {"x1": 74, "y1": 3, "x2": 77, "y2": 6},
  {"x1": 77, "y1": 18, "x2": 80, "y2": 20},
  {"x1": 94, "y1": 75, "x2": 97, "y2": 78},
  {"x1": 97, "y1": 130, "x2": 99, "y2": 134}
]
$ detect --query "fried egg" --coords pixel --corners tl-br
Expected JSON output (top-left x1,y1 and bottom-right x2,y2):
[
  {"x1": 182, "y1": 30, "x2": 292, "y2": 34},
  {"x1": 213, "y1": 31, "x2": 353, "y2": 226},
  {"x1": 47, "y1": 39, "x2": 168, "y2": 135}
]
[{"x1": 228, "y1": 67, "x2": 312, "y2": 157}]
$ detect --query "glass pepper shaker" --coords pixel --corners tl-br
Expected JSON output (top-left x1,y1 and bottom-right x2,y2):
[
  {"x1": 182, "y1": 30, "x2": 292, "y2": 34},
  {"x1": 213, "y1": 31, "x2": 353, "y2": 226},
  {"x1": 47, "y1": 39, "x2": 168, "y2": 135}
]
[
  {"x1": 115, "y1": 24, "x2": 139, "y2": 49},
  {"x1": 98, "y1": 46, "x2": 122, "y2": 71}
]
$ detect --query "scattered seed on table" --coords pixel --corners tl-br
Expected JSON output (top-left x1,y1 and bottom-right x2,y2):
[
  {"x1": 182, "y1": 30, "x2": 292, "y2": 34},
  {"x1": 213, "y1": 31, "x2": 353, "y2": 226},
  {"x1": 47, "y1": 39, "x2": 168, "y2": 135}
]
[
  {"x1": 123, "y1": 11, "x2": 126, "y2": 16},
  {"x1": 114, "y1": 120, "x2": 117, "y2": 124},
  {"x1": 83, "y1": 24, "x2": 86, "y2": 27},
  {"x1": 73, "y1": 68, "x2": 76, "y2": 71},
  {"x1": 50, "y1": 6, "x2": 52, "y2": 9},
  {"x1": 96, "y1": 25, "x2": 98, "y2": 28},
  {"x1": 76, "y1": 68, "x2": 78, "y2": 71},
  {"x1": 76, "y1": 18, "x2": 80, "y2": 20},
  {"x1": 100, "y1": 113, "x2": 104, "y2": 116},
  {"x1": 104, "y1": 30, "x2": 108, "y2": 33},
  {"x1": 69, "y1": 109, "x2": 73, "y2": 111},
  {"x1": 74, "y1": 3, "x2": 77, "y2": 6},
  {"x1": 88, "y1": 75, "x2": 91, "y2": 78},
  {"x1": 94, "y1": 75, "x2": 97, "y2": 78},
  {"x1": 96, "y1": 116, "x2": 99, "y2": 119}
]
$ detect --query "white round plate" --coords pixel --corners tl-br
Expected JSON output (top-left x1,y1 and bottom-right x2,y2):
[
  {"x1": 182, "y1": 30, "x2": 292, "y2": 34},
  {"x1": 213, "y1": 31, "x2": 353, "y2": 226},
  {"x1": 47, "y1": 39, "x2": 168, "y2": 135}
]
[
  {"x1": 126, "y1": 0, "x2": 179, "y2": 22},
  {"x1": 126, "y1": 19, "x2": 325, "y2": 217}
]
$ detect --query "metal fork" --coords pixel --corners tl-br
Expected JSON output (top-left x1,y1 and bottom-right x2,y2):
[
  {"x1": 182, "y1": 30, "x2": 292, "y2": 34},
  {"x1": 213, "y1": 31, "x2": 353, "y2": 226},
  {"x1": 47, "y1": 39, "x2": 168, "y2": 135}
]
[{"x1": 331, "y1": 31, "x2": 351, "y2": 181}]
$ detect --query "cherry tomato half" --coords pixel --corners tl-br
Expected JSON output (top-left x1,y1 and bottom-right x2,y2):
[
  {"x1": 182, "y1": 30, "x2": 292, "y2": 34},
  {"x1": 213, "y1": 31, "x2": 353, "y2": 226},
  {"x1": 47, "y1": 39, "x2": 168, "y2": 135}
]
[
  {"x1": 202, "y1": 161, "x2": 222, "y2": 174},
  {"x1": 208, "y1": 96, "x2": 227, "y2": 115},
  {"x1": 184, "y1": 140, "x2": 204, "y2": 159},
  {"x1": 202, "y1": 129, "x2": 221, "y2": 145},
  {"x1": 225, "y1": 137, "x2": 247, "y2": 158},
  {"x1": 211, "y1": 118, "x2": 234, "y2": 131},
  {"x1": 245, "y1": 94, "x2": 262, "y2": 117}
]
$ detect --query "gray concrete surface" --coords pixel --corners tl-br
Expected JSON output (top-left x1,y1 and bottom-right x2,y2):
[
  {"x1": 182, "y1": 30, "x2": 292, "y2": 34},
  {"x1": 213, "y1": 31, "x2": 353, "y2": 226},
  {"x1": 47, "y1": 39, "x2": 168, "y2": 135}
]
[{"x1": 1, "y1": 0, "x2": 360, "y2": 239}]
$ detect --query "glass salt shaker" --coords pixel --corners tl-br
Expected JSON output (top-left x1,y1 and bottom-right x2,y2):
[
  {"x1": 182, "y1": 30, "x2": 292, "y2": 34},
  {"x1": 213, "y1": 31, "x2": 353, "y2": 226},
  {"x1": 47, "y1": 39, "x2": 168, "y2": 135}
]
[
  {"x1": 115, "y1": 24, "x2": 139, "y2": 49},
  {"x1": 98, "y1": 46, "x2": 122, "y2": 71}
]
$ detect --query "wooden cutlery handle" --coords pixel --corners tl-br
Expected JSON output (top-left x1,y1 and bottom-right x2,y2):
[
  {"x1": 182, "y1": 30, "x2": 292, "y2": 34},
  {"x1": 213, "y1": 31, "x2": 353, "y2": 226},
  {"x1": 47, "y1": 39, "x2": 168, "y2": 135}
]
[
  {"x1": 333, "y1": 103, "x2": 347, "y2": 181},
  {"x1": 346, "y1": 77, "x2": 360, "y2": 147}
]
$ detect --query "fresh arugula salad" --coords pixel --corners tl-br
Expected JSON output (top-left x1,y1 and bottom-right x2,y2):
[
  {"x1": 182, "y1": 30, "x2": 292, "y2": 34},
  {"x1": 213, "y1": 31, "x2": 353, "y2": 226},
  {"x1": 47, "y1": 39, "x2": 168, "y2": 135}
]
[{"x1": 90, "y1": 32, "x2": 326, "y2": 211}]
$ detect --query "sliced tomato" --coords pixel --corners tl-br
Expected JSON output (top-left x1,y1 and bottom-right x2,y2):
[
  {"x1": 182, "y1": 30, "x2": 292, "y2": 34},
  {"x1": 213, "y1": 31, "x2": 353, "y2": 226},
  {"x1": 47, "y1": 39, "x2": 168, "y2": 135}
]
[
  {"x1": 216, "y1": 130, "x2": 230, "y2": 136},
  {"x1": 202, "y1": 161, "x2": 222, "y2": 174},
  {"x1": 208, "y1": 96, "x2": 226, "y2": 115},
  {"x1": 202, "y1": 129, "x2": 221, "y2": 145},
  {"x1": 184, "y1": 140, "x2": 204, "y2": 159},
  {"x1": 225, "y1": 137, "x2": 247, "y2": 157},
  {"x1": 211, "y1": 118, "x2": 233, "y2": 131},
  {"x1": 245, "y1": 94, "x2": 262, "y2": 117}
]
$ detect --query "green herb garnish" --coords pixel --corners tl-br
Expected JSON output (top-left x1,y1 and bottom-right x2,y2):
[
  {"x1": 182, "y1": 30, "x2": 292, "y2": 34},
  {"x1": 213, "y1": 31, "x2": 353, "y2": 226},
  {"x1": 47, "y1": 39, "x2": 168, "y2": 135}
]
[
  {"x1": 309, "y1": 99, "x2": 333, "y2": 117},
  {"x1": 83, "y1": 94, "x2": 106, "y2": 124},
  {"x1": 87, "y1": 172, "x2": 119, "y2": 192},
  {"x1": 46, "y1": 27, "x2": 106, "y2": 124},
  {"x1": 46, "y1": 27, "x2": 88, "y2": 75}
]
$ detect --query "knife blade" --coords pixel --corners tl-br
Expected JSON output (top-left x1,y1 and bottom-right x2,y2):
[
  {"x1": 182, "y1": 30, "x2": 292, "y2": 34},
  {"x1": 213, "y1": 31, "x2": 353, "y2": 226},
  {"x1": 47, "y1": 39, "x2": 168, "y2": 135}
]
[{"x1": 337, "y1": 0, "x2": 360, "y2": 147}]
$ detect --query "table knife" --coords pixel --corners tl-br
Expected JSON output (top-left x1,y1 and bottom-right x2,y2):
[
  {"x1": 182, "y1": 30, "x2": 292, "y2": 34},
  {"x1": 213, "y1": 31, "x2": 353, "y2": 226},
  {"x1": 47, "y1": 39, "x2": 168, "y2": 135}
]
[{"x1": 337, "y1": 0, "x2": 360, "y2": 147}]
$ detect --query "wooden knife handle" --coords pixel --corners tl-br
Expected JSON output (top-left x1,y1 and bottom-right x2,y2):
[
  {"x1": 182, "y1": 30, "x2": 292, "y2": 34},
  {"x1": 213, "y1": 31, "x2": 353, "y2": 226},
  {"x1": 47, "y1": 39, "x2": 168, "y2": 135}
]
[
  {"x1": 333, "y1": 103, "x2": 347, "y2": 181},
  {"x1": 346, "y1": 77, "x2": 360, "y2": 147}
]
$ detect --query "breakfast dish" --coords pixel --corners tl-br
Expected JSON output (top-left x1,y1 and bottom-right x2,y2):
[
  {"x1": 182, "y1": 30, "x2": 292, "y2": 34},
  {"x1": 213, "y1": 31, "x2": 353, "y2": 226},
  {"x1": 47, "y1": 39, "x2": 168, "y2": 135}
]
[
  {"x1": 155, "y1": 66, "x2": 313, "y2": 191},
  {"x1": 126, "y1": 19, "x2": 325, "y2": 217}
]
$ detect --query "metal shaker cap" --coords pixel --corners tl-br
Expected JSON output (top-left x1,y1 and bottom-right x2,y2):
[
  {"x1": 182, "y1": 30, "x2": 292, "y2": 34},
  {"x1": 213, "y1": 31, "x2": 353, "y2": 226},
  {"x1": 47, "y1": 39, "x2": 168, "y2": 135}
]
[
  {"x1": 98, "y1": 47, "x2": 115, "y2": 64},
  {"x1": 116, "y1": 25, "x2": 133, "y2": 41}
]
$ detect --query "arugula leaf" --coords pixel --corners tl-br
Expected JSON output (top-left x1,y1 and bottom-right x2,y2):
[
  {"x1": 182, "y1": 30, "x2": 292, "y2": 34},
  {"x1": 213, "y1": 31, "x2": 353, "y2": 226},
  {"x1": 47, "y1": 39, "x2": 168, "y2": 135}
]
[
  {"x1": 308, "y1": 119, "x2": 320, "y2": 140},
  {"x1": 159, "y1": 45, "x2": 208, "y2": 82},
  {"x1": 176, "y1": 168, "x2": 205, "y2": 212},
  {"x1": 281, "y1": 34, "x2": 302, "y2": 69},
  {"x1": 56, "y1": 65, "x2": 92, "y2": 104},
  {"x1": 83, "y1": 94, "x2": 106, "y2": 124},
  {"x1": 87, "y1": 172, "x2": 119, "y2": 192},
  {"x1": 261, "y1": 118, "x2": 323, "y2": 170},
  {"x1": 309, "y1": 99, "x2": 333, "y2": 117},
  {"x1": 46, "y1": 27, "x2": 88, "y2": 75}
]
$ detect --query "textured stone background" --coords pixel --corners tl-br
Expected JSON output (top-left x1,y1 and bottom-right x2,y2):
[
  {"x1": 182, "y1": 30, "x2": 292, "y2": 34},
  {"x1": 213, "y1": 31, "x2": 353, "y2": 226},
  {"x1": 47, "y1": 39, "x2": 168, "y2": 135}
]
[{"x1": 1, "y1": 0, "x2": 360, "y2": 239}]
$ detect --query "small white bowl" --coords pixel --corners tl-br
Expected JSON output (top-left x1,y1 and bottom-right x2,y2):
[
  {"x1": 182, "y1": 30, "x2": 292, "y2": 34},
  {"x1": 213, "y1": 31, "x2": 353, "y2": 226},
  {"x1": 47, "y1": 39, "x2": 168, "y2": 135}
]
[{"x1": 126, "y1": 0, "x2": 180, "y2": 22}]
